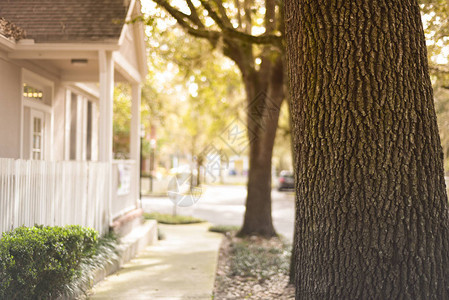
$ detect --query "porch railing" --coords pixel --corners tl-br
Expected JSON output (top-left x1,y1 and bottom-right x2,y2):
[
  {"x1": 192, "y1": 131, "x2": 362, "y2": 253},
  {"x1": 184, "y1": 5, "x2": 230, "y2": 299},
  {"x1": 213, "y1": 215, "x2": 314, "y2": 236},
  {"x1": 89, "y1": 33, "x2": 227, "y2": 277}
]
[{"x1": 0, "y1": 158, "x2": 110, "y2": 236}]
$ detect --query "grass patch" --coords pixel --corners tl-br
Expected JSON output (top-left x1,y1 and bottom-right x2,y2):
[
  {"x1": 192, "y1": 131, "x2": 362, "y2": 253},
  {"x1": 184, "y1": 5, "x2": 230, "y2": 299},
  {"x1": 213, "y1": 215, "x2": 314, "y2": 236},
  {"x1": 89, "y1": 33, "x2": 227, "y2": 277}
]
[
  {"x1": 229, "y1": 237, "x2": 291, "y2": 281},
  {"x1": 144, "y1": 212, "x2": 205, "y2": 225},
  {"x1": 209, "y1": 225, "x2": 241, "y2": 234}
]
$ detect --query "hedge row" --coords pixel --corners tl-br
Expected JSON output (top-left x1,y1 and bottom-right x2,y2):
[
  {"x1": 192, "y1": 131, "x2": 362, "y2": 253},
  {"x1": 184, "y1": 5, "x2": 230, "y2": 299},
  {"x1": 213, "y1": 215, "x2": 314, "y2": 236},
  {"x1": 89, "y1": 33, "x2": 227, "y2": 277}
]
[{"x1": 0, "y1": 225, "x2": 98, "y2": 299}]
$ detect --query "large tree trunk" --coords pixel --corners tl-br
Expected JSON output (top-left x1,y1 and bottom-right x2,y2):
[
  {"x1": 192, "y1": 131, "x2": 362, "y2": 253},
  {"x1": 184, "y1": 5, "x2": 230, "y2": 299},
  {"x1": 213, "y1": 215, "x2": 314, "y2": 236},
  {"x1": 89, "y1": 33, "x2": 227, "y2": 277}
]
[
  {"x1": 238, "y1": 56, "x2": 284, "y2": 237},
  {"x1": 285, "y1": 0, "x2": 449, "y2": 298},
  {"x1": 242, "y1": 144, "x2": 276, "y2": 236}
]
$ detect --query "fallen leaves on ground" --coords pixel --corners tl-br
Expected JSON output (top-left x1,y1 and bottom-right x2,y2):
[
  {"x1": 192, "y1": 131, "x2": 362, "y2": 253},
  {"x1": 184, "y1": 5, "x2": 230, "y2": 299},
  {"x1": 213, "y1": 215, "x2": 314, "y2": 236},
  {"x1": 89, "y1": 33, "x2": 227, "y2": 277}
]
[{"x1": 213, "y1": 233, "x2": 295, "y2": 300}]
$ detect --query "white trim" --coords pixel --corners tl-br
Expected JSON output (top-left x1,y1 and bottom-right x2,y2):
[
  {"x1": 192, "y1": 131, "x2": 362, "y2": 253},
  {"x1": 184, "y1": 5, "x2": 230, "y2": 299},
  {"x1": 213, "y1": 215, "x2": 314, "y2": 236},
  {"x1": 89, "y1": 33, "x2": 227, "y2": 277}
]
[
  {"x1": 117, "y1": 0, "x2": 147, "y2": 80},
  {"x1": 71, "y1": 83, "x2": 100, "y2": 99},
  {"x1": 118, "y1": 0, "x2": 137, "y2": 46},
  {"x1": 15, "y1": 42, "x2": 120, "y2": 52},
  {"x1": 98, "y1": 49, "x2": 114, "y2": 226},
  {"x1": 0, "y1": 35, "x2": 16, "y2": 51},
  {"x1": 19, "y1": 69, "x2": 24, "y2": 159},
  {"x1": 118, "y1": 23, "x2": 129, "y2": 47},
  {"x1": 113, "y1": 52, "x2": 141, "y2": 83},
  {"x1": 8, "y1": 50, "x2": 99, "y2": 60},
  {"x1": 134, "y1": 0, "x2": 148, "y2": 77},
  {"x1": 65, "y1": 85, "x2": 98, "y2": 102},
  {"x1": 98, "y1": 50, "x2": 114, "y2": 162}
]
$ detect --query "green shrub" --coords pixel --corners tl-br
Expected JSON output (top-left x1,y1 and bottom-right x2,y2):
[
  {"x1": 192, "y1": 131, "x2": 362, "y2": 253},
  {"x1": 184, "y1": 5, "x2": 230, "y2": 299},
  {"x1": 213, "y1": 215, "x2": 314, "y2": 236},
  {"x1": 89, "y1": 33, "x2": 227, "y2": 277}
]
[
  {"x1": 63, "y1": 232, "x2": 119, "y2": 298},
  {"x1": 144, "y1": 212, "x2": 205, "y2": 224},
  {"x1": 0, "y1": 225, "x2": 97, "y2": 299}
]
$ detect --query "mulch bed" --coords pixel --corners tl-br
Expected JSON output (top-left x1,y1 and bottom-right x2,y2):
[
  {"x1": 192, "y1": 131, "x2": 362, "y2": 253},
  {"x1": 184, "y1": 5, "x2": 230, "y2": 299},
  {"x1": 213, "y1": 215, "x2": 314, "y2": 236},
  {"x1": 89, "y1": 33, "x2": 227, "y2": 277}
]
[{"x1": 213, "y1": 233, "x2": 295, "y2": 299}]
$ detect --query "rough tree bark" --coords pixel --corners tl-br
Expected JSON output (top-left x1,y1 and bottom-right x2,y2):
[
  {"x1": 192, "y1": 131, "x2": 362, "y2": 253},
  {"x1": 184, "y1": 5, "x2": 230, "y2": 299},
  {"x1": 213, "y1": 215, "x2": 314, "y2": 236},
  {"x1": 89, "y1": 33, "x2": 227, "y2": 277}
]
[
  {"x1": 285, "y1": 0, "x2": 449, "y2": 298},
  {"x1": 154, "y1": 0, "x2": 285, "y2": 237}
]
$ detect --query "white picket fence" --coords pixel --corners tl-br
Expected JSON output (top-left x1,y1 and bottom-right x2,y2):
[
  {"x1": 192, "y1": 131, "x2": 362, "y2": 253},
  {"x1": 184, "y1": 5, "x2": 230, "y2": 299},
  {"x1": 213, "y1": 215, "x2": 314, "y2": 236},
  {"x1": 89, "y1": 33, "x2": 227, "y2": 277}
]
[{"x1": 0, "y1": 158, "x2": 111, "y2": 236}]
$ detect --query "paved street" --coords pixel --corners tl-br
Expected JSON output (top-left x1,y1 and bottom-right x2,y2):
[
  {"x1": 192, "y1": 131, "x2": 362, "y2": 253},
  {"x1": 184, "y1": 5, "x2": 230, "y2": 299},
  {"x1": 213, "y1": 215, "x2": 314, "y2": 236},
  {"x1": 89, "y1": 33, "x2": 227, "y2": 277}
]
[{"x1": 141, "y1": 185, "x2": 295, "y2": 241}]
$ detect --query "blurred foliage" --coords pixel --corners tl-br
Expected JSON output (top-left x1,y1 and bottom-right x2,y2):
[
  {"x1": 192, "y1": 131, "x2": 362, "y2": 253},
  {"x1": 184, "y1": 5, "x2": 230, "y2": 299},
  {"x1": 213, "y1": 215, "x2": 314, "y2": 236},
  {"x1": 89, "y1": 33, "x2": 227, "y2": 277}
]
[
  {"x1": 113, "y1": 84, "x2": 132, "y2": 159},
  {"x1": 434, "y1": 82, "x2": 449, "y2": 171},
  {"x1": 112, "y1": 33, "x2": 244, "y2": 161},
  {"x1": 114, "y1": 1, "x2": 289, "y2": 169},
  {"x1": 421, "y1": 0, "x2": 449, "y2": 65},
  {"x1": 273, "y1": 101, "x2": 293, "y2": 173},
  {"x1": 420, "y1": 0, "x2": 449, "y2": 171},
  {"x1": 139, "y1": 6, "x2": 245, "y2": 168}
]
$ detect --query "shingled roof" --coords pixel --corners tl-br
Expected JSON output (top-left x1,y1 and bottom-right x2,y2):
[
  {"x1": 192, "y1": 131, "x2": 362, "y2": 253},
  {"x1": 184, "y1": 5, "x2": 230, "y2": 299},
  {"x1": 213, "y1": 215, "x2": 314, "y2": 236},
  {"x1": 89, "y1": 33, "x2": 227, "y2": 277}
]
[{"x1": 0, "y1": 0, "x2": 129, "y2": 43}]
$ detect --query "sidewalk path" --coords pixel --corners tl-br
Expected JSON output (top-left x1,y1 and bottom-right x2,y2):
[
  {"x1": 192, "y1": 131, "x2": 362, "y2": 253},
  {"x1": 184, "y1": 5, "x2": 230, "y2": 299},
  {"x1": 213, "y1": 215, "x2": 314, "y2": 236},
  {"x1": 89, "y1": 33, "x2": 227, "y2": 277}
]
[{"x1": 90, "y1": 223, "x2": 223, "y2": 300}]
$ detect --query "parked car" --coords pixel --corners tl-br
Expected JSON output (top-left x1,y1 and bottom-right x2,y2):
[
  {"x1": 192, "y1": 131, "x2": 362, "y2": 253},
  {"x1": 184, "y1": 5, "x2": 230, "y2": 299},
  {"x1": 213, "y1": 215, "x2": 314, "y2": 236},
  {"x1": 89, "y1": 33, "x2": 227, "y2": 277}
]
[{"x1": 277, "y1": 171, "x2": 294, "y2": 191}]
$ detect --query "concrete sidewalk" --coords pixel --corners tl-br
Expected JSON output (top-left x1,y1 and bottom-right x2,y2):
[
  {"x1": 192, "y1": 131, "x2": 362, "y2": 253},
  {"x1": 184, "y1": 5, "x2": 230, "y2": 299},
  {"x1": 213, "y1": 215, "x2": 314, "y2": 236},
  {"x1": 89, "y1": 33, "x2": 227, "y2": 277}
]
[{"x1": 89, "y1": 223, "x2": 223, "y2": 300}]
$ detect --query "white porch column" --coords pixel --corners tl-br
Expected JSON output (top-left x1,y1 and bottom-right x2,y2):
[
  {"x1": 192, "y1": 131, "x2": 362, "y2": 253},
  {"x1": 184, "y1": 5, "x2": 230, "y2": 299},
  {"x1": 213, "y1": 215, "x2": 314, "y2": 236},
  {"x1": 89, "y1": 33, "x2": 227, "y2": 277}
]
[
  {"x1": 98, "y1": 50, "x2": 114, "y2": 162},
  {"x1": 130, "y1": 83, "x2": 141, "y2": 204},
  {"x1": 98, "y1": 50, "x2": 114, "y2": 227}
]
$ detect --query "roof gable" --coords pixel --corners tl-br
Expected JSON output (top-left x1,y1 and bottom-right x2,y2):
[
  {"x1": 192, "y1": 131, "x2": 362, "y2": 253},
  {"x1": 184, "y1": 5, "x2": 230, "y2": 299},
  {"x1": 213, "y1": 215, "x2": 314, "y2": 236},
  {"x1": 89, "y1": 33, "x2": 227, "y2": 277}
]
[{"x1": 0, "y1": 0, "x2": 129, "y2": 43}]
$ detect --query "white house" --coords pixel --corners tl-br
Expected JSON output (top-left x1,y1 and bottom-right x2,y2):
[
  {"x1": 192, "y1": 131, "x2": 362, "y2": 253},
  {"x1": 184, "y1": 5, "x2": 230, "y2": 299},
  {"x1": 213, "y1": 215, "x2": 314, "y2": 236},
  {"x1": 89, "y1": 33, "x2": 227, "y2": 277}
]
[{"x1": 0, "y1": 0, "x2": 147, "y2": 235}]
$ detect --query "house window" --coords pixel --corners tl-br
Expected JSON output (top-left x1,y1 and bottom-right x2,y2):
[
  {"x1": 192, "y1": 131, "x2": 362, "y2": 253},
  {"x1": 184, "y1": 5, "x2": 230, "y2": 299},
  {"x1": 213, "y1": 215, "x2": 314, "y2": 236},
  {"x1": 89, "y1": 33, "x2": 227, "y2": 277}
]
[
  {"x1": 21, "y1": 69, "x2": 53, "y2": 160},
  {"x1": 30, "y1": 110, "x2": 45, "y2": 160},
  {"x1": 23, "y1": 84, "x2": 44, "y2": 101},
  {"x1": 67, "y1": 92, "x2": 97, "y2": 161}
]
